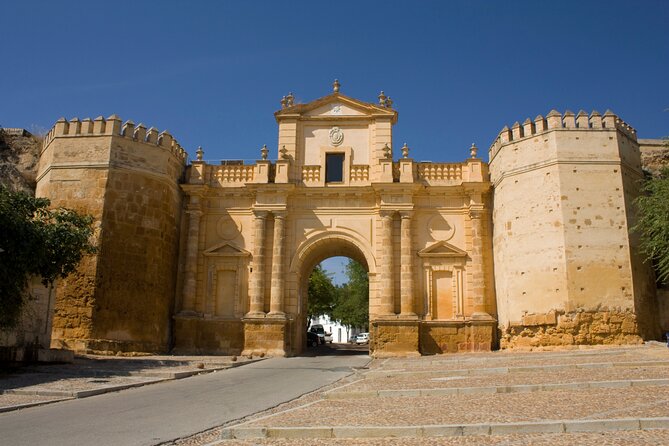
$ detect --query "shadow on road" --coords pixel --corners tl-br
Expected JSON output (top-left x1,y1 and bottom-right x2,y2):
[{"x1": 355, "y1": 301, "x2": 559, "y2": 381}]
[{"x1": 298, "y1": 342, "x2": 369, "y2": 357}]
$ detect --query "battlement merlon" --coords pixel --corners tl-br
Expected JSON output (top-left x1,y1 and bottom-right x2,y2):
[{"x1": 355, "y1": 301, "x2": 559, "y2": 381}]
[
  {"x1": 41, "y1": 115, "x2": 188, "y2": 163},
  {"x1": 488, "y1": 109, "x2": 638, "y2": 161}
]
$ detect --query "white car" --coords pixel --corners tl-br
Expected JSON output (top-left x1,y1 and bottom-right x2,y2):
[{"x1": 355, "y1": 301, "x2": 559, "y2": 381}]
[{"x1": 355, "y1": 333, "x2": 369, "y2": 344}]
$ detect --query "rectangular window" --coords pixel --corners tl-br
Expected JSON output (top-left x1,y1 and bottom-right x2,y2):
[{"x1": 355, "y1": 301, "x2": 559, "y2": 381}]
[{"x1": 325, "y1": 153, "x2": 344, "y2": 183}]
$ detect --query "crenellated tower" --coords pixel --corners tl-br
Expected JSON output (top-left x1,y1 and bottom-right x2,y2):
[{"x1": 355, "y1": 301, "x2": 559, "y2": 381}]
[
  {"x1": 36, "y1": 115, "x2": 187, "y2": 353},
  {"x1": 489, "y1": 109, "x2": 659, "y2": 347}
]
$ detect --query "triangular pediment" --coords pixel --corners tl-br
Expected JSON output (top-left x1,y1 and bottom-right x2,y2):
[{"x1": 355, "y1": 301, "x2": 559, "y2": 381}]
[
  {"x1": 203, "y1": 242, "x2": 250, "y2": 257},
  {"x1": 304, "y1": 101, "x2": 366, "y2": 117},
  {"x1": 275, "y1": 93, "x2": 397, "y2": 123},
  {"x1": 418, "y1": 241, "x2": 468, "y2": 258}
]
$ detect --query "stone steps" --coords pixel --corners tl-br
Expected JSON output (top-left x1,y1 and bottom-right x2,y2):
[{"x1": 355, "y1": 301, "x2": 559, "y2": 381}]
[
  {"x1": 220, "y1": 417, "x2": 669, "y2": 440},
  {"x1": 325, "y1": 378, "x2": 669, "y2": 399}
]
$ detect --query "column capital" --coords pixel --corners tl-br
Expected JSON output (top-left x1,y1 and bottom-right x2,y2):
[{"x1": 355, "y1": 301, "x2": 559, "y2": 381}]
[
  {"x1": 253, "y1": 209, "x2": 269, "y2": 219},
  {"x1": 399, "y1": 210, "x2": 414, "y2": 220},
  {"x1": 272, "y1": 210, "x2": 287, "y2": 219},
  {"x1": 469, "y1": 207, "x2": 485, "y2": 220},
  {"x1": 379, "y1": 209, "x2": 396, "y2": 219}
]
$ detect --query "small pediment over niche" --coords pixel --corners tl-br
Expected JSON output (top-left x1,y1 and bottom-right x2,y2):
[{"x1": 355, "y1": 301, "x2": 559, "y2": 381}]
[
  {"x1": 203, "y1": 242, "x2": 250, "y2": 257},
  {"x1": 418, "y1": 241, "x2": 468, "y2": 258}
]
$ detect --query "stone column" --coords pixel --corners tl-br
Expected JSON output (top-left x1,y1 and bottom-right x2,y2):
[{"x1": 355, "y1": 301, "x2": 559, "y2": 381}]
[
  {"x1": 268, "y1": 211, "x2": 286, "y2": 317},
  {"x1": 469, "y1": 208, "x2": 488, "y2": 315},
  {"x1": 400, "y1": 211, "x2": 417, "y2": 318},
  {"x1": 247, "y1": 210, "x2": 268, "y2": 318},
  {"x1": 182, "y1": 207, "x2": 202, "y2": 313},
  {"x1": 379, "y1": 210, "x2": 395, "y2": 316}
]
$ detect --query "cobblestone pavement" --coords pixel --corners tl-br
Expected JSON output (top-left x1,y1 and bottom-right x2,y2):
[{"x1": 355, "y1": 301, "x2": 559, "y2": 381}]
[
  {"x1": 4, "y1": 345, "x2": 669, "y2": 445},
  {"x1": 209, "y1": 430, "x2": 669, "y2": 445},
  {"x1": 190, "y1": 343, "x2": 669, "y2": 446},
  {"x1": 0, "y1": 353, "x2": 255, "y2": 411}
]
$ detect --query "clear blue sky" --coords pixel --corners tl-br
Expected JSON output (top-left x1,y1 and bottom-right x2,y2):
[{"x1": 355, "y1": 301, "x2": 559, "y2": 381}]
[
  {"x1": 3, "y1": 1, "x2": 666, "y2": 283},
  {"x1": 1, "y1": 1, "x2": 667, "y2": 166}
]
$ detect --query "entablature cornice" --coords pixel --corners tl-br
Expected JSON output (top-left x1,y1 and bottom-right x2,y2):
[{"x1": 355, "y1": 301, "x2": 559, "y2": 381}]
[
  {"x1": 461, "y1": 181, "x2": 493, "y2": 194},
  {"x1": 181, "y1": 183, "x2": 207, "y2": 196}
]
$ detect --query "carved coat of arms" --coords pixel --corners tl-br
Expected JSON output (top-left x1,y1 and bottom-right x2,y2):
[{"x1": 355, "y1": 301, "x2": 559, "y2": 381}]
[{"x1": 329, "y1": 127, "x2": 344, "y2": 146}]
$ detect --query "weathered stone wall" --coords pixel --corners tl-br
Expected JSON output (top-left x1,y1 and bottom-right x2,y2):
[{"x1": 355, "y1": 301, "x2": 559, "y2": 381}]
[
  {"x1": 36, "y1": 117, "x2": 186, "y2": 353},
  {"x1": 173, "y1": 317, "x2": 244, "y2": 354},
  {"x1": 490, "y1": 111, "x2": 659, "y2": 346},
  {"x1": 371, "y1": 321, "x2": 420, "y2": 357},
  {"x1": 0, "y1": 278, "x2": 54, "y2": 348},
  {"x1": 36, "y1": 129, "x2": 111, "y2": 351},
  {"x1": 420, "y1": 320, "x2": 495, "y2": 354},
  {"x1": 501, "y1": 309, "x2": 642, "y2": 348}
]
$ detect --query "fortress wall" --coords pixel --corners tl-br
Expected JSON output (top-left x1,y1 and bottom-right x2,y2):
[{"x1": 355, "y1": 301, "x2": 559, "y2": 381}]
[
  {"x1": 36, "y1": 121, "x2": 113, "y2": 350},
  {"x1": 617, "y1": 135, "x2": 660, "y2": 339},
  {"x1": 490, "y1": 111, "x2": 657, "y2": 348},
  {"x1": 37, "y1": 116, "x2": 187, "y2": 353},
  {"x1": 490, "y1": 131, "x2": 567, "y2": 328}
]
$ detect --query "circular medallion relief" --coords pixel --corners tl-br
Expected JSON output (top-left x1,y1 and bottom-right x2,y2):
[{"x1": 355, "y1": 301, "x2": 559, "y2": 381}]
[
  {"x1": 329, "y1": 126, "x2": 344, "y2": 146},
  {"x1": 428, "y1": 215, "x2": 455, "y2": 241},
  {"x1": 216, "y1": 215, "x2": 241, "y2": 240}
]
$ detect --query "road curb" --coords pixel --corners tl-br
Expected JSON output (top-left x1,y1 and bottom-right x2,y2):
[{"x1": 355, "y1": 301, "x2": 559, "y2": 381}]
[
  {"x1": 219, "y1": 417, "x2": 669, "y2": 439},
  {"x1": 325, "y1": 378, "x2": 669, "y2": 399},
  {"x1": 0, "y1": 358, "x2": 266, "y2": 410},
  {"x1": 0, "y1": 397, "x2": 74, "y2": 413}
]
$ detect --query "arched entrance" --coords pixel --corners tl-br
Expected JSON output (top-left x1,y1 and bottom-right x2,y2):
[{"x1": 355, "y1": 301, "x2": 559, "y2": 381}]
[{"x1": 289, "y1": 230, "x2": 377, "y2": 355}]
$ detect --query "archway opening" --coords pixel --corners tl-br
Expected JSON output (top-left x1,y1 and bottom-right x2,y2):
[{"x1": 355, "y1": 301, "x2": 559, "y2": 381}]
[
  {"x1": 304, "y1": 256, "x2": 369, "y2": 355},
  {"x1": 293, "y1": 235, "x2": 373, "y2": 356}
]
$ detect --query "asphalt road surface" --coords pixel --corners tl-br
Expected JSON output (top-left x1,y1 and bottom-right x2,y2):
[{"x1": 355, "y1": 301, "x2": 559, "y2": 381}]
[{"x1": 0, "y1": 345, "x2": 370, "y2": 446}]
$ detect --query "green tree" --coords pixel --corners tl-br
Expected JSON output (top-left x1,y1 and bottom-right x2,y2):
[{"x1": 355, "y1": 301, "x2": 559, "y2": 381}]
[
  {"x1": 633, "y1": 166, "x2": 669, "y2": 285},
  {"x1": 0, "y1": 185, "x2": 96, "y2": 329},
  {"x1": 307, "y1": 264, "x2": 336, "y2": 321},
  {"x1": 332, "y1": 259, "x2": 369, "y2": 329}
]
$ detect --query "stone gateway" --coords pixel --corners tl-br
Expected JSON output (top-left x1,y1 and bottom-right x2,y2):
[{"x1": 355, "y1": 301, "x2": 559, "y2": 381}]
[{"x1": 34, "y1": 82, "x2": 664, "y2": 357}]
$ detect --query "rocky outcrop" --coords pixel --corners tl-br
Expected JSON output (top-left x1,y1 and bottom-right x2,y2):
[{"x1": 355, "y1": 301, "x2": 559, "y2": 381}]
[
  {"x1": 639, "y1": 138, "x2": 669, "y2": 178},
  {"x1": 0, "y1": 129, "x2": 41, "y2": 194}
]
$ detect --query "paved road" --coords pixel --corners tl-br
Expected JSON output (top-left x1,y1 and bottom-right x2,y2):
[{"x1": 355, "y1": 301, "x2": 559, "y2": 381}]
[{"x1": 0, "y1": 347, "x2": 370, "y2": 446}]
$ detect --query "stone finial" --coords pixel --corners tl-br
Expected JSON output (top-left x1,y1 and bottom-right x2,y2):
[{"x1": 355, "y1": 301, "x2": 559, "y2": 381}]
[
  {"x1": 385, "y1": 97, "x2": 393, "y2": 108},
  {"x1": 401, "y1": 143, "x2": 410, "y2": 159},
  {"x1": 382, "y1": 143, "x2": 392, "y2": 159},
  {"x1": 279, "y1": 145, "x2": 288, "y2": 160},
  {"x1": 286, "y1": 92, "x2": 294, "y2": 107},
  {"x1": 470, "y1": 143, "x2": 478, "y2": 158},
  {"x1": 378, "y1": 91, "x2": 387, "y2": 105},
  {"x1": 280, "y1": 96, "x2": 287, "y2": 109},
  {"x1": 195, "y1": 146, "x2": 204, "y2": 161},
  {"x1": 333, "y1": 79, "x2": 340, "y2": 93},
  {"x1": 260, "y1": 144, "x2": 269, "y2": 160}
]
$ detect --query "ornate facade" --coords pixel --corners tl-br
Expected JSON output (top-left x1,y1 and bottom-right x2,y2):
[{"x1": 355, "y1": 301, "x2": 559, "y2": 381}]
[{"x1": 34, "y1": 82, "x2": 663, "y2": 356}]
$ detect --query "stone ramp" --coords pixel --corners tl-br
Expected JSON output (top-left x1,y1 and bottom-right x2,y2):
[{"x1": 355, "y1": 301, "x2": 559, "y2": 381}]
[{"x1": 212, "y1": 344, "x2": 669, "y2": 444}]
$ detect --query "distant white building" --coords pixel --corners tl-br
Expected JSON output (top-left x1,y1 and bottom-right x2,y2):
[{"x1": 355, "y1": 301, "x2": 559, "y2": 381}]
[{"x1": 310, "y1": 315, "x2": 361, "y2": 343}]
